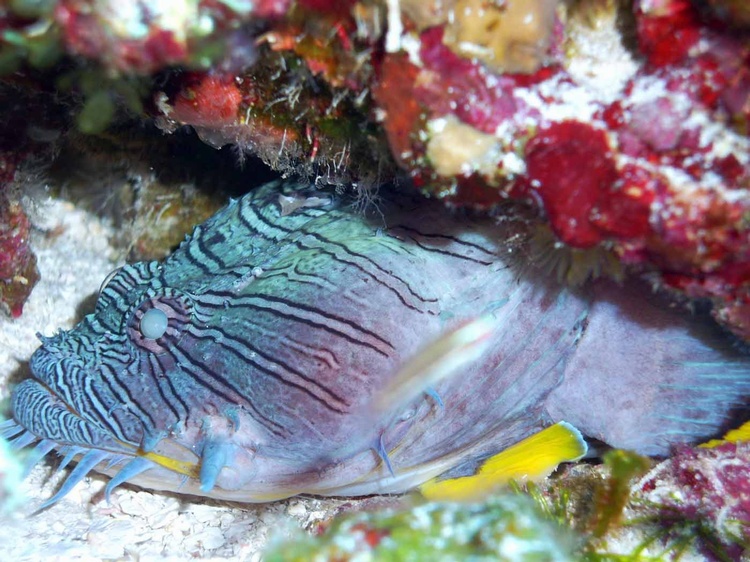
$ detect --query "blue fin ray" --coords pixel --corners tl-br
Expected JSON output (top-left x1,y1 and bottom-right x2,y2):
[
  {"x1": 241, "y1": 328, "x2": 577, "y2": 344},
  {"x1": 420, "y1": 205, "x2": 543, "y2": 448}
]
[
  {"x1": 375, "y1": 434, "x2": 395, "y2": 477},
  {"x1": 104, "y1": 455, "x2": 129, "y2": 470},
  {"x1": 105, "y1": 457, "x2": 155, "y2": 501},
  {"x1": 9, "y1": 430, "x2": 38, "y2": 450},
  {"x1": 199, "y1": 441, "x2": 232, "y2": 493},
  {"x1": 38, "y1": 449, "x2": 110, "y2": 510},
  {"x1": 0, "y1": 420, "x2": 25, "y2": 440},
  {"x1": 177, "y1": 474, "x2": 190, "y2": 491},
  {"x1": 22, "y1": 439, "x2": 57, "y2": 477},
  {"x1": 425, "y1": 387, "x2": 444, "y2": 409},
  {"x1": 56, "y1": 446, "x2": 86, "y2": 473}
]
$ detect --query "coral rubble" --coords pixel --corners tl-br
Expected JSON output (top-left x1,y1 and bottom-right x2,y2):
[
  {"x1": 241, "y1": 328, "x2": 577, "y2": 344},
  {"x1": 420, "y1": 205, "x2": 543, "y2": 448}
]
[
  {"x1": 0, "y1": 158, "x2": 38, "y2": 318},
  {"x1": 373, "y1": 0, "x2": 750, "y2": 340},
  {"x1": 638, "y1": 443, "x2": 750, "y2": 559},
  {"x1": 0, "y1": 84, "x2": 55, "y2": 318},
  {"x1": 264, "y1": 493, "x2": 577, "y2": 561},
  {"x1": 1, "y1": 0, "x2": 749, "y2": 340}
]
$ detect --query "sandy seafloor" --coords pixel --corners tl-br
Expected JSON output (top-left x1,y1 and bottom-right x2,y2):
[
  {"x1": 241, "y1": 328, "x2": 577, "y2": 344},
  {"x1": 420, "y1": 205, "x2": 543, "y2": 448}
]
[{"x1": 0, "y1": 196, "x2": 707, "y2": 561}]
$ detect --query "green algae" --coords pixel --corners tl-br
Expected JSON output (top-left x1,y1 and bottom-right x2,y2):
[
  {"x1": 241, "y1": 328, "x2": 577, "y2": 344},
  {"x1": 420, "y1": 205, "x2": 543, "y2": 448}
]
[
  {"x1": 590, "y1": 450, "x2": 651, "y2": 538},
  {"x1": 76, "y1": 91, "x2": 117, "y2": 135},
  {"x1": 265, "y1": 494, "x2": 577, "y2": 562},
  {"x1": 263, "y1": 448, "x2": 750, "y2": 561}
]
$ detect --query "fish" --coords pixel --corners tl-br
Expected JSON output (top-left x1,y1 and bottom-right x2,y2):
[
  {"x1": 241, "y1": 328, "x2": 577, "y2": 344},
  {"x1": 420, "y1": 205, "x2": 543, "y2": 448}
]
[{"x1": 2, "y1": 179, "x2": 749, "y2": 507}]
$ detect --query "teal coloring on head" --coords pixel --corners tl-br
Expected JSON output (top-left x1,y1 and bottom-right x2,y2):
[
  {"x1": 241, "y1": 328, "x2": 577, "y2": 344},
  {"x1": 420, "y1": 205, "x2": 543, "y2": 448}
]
[{"x1": 2, "y1": 179, "x2": 749, "y2": 506}]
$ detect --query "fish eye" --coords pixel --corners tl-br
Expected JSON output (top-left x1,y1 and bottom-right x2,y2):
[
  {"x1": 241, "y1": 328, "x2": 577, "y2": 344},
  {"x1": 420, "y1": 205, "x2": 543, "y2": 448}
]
[
  {"x1": 140, "y1": 308, "x2": 168, "y2": 339},
  {"x1": 127, "y1": 291, "x2": 192, "y2": 354}
]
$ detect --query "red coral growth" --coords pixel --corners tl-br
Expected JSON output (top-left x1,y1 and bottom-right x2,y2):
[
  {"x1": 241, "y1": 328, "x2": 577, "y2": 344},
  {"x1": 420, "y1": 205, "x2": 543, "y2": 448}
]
[
  {"x1": 0, "y1": 156, "x2": 39, "y2": 318},
  {"x1": 635, "y1": 0, "x2": 702, "y2": 67},
  {"x1": 524, "y1": 121, "x2": 620, "y2": 248},
  {"x1": 350, "y1": 522, "x2": 391, "y2": 549},
  {"x1": 368, "y1": 0, "x2": 750, "y2": 341},
  {"x1": 415, "y1": 27, "x2": 548, "y2": 135},
  {"x1": 171, "y1": 74, "x2": 242, "y2": 127},
  {"x1": 373, "y1": 54, "x2": 422, "y2": 169},
  {"x1": 521, "y1": 122, "x2": 655, "y2": 249},
  {"x1": 639, "y1": 443, "x2": 750, "y2": 559}
]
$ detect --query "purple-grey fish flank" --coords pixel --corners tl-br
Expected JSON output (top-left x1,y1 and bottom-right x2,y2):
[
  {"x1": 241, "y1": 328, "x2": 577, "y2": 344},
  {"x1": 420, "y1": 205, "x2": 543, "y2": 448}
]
[{"x1": 2, "y1": 179, "x2": 749, "y2": 506}]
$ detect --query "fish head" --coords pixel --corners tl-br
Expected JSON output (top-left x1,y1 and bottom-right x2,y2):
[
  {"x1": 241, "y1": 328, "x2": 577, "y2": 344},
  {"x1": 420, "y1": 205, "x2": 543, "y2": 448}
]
[{"x1": 6, "y1": 261, "x2": 298, "y2": 505}]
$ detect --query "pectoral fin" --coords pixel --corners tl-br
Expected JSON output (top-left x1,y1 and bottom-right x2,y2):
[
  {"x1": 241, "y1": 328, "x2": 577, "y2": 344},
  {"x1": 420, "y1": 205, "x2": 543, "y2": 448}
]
[
  {"x1": 699, "y1": 419, "x2": 750, "y2": 448},
  {"x1": 420, "y1": 421, "x2": 587, "y2": 502}
]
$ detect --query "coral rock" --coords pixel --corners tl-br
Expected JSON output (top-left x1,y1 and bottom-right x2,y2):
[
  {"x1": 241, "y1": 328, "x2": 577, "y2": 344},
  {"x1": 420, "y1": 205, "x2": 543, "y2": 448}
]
[
  {"x1": 638, "y1": 443, "x2": 750, "y2": 558},
  {"x1": 0, "y1": 156, "x2": 39, "y2": 318}
]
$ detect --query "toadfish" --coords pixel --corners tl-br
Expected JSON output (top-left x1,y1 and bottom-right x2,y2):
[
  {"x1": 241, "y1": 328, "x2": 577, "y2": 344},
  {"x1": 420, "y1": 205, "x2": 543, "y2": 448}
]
[{"x1": 2, "y1": 180, "x2": 749, "y2": 507}]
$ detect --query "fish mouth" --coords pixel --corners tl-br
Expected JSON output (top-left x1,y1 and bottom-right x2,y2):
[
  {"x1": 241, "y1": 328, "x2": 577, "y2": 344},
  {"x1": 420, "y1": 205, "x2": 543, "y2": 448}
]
[
  {"x1": 2, "y1": 378, "x2": 303, "y2": 506},
  {"x1": 1, "y1": 378, "x2": 203, "y2": 509},
  {"x1": 3, "y1": 379, "x2": 472, "y2": 506}
]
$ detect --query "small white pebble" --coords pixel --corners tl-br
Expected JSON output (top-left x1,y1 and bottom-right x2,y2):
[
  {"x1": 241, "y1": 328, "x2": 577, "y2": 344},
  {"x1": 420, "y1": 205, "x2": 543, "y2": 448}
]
[
  {"x1": 189, "y1": 503, "x2": 222, "y2": 523},
  {"x1": 188, "y1": 527, "x2": 226, "y2": 551},
  {"x1": 286, "y1": 502, "x2": 307, "y2": 517},
  {"x1": 219, "y1": 513, "x2": 236, "y2": 528}
]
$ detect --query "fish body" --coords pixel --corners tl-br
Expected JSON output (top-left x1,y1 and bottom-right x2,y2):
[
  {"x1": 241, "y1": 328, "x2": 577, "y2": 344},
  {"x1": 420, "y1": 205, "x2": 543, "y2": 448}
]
[{"x1": 3, "y1": 180, "x2": 749, "y2": 504}]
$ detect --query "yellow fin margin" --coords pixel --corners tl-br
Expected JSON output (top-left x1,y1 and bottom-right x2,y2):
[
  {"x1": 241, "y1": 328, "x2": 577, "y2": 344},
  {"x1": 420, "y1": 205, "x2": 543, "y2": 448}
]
[
  {"x1": 138, "y1": 450, "x2": 200, "y2": 479},
  {"x1": 699, "y1": 419, "x2": 750, "y2": 449},
  {"x1": 114, "y1": 439, "x2": 200, "y2": 479},
  {"x1": 420, "y1": 421, "x2": 587, "y2": 502}
]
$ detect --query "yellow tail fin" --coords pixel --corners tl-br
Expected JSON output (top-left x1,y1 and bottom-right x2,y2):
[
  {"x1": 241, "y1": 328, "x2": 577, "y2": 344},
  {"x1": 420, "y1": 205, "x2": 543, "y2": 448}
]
[
  {"x1": 420, "y1": 421, "x2": 587, "y2": 502},
  {"x1": 699, "y1": 419, "x2": 750, "y2": 449}
]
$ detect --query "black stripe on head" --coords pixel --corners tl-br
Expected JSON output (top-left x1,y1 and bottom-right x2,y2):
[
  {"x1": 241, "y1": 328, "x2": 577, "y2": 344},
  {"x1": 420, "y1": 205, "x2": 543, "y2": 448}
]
[
  {"x1": 96, "y1": 262, "x2": 161, "y2": 314},
  {"x1": 184, "y1": 324, "x2": 350, "y2": 413}
]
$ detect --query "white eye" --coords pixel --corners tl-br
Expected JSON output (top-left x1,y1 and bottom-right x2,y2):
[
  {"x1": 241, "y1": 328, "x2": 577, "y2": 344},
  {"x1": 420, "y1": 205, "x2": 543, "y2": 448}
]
[
  {"x1": 128, "y1": 292, "x2": 191, "y2": 354},
  {"x1": 140, "y1": 308, "x2": 168, "y2": 340}
]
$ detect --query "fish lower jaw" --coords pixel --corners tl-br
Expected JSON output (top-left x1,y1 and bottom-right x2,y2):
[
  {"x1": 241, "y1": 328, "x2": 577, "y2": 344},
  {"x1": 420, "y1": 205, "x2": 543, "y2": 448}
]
[
  {"x1": 3, "y1": 420, "x2": 471, "y2": 504},
  {"x1": 96, "y1": 463, "x2": 304, "y2": 503},
  {"x1": 101, "y1": 442, "x2": 434, "y2": 503}
]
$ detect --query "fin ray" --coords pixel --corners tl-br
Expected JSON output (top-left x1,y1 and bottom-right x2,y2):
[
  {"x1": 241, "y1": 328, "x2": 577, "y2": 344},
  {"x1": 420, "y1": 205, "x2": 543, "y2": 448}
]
[
  {"x1": 199, "y1": 441, "x2": 230, "y2": 493},
  {"x1": 22, "y1": 439, "x2": 57, "y2": 476},
  {"x1": 38, "y1": 449, "x2": 110, "y2": 510},
  {"x1": 105, "y1": 457, "x2": 155, "y2": 501}
]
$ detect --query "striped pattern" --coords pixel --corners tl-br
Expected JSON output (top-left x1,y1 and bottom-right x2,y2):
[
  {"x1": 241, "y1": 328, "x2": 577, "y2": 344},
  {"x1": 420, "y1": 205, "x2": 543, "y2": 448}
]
[
  {"x1": 4, "y1": 179, "x2": 749, "y2": 504},
  {"x1": 6, "y1": 180, "x2": 524, "y2": 500}
]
